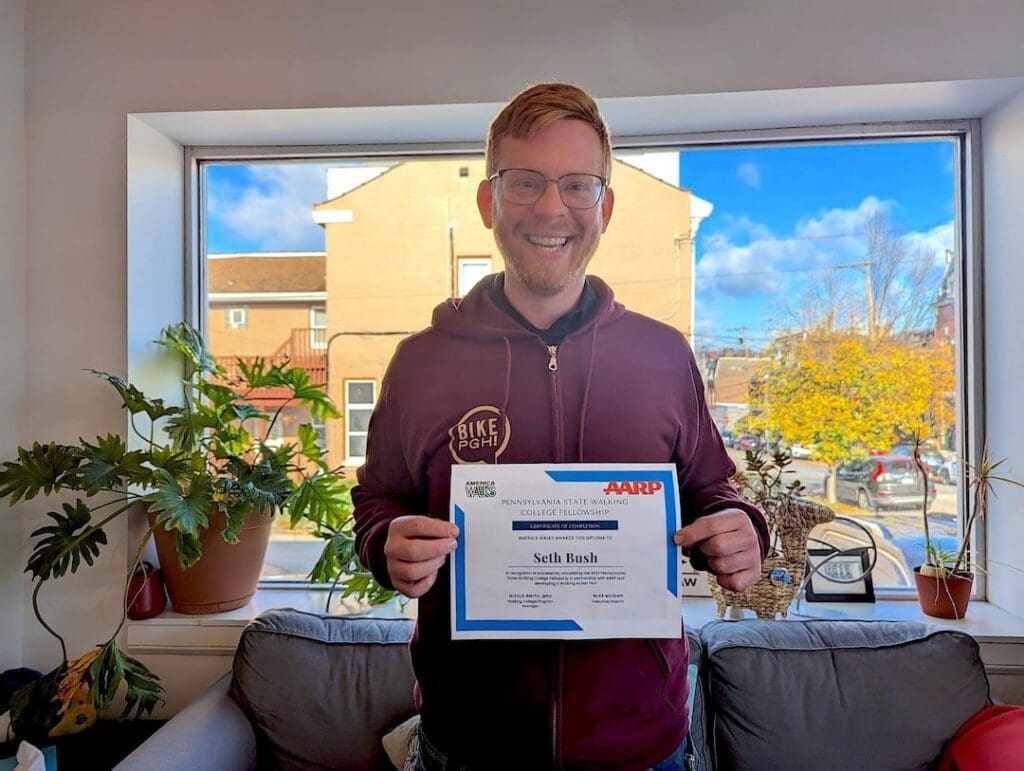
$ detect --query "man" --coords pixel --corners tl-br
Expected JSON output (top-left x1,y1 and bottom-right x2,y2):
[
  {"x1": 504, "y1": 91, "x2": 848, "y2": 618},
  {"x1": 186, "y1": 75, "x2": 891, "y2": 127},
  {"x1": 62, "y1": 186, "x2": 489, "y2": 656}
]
[{"x1": 353, "y1": 82, "x2": 768, "y2": 771}]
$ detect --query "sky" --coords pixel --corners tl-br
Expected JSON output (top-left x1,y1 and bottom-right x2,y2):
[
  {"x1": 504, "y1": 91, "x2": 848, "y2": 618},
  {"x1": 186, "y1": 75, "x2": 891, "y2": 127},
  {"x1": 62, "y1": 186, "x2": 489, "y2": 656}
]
[
  {"x1": 206, "y1": 139, "x2": 957, "y2": 351},
  {"x1": 680, "y1": 141, "x2": 956, "y2": 351}
]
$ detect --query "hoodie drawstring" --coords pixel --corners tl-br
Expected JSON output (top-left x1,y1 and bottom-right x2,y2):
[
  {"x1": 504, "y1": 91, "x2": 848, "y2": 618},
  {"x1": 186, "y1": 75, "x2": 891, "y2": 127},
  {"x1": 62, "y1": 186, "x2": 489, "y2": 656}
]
[
  {"x1": 501, "y1": 336, "x2": 512, "y2": 416},
  {"x1": 577, "y1": 324, "x2": 599, "y2": 462}
]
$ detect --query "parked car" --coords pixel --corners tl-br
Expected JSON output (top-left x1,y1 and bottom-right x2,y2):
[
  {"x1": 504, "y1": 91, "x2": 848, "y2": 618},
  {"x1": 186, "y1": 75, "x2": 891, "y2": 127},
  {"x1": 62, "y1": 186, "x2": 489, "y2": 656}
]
[
  {"x1": 888, "y1": 444, "x2": 946, "y2": 480},
  {"x1": 789, "y1": 443, "x2": 814, "y2": 459},
  {"x1": 736, "y1": 434, "x2": 762, "y2": 451},
  {"x1": 718, "y1": 428, "x2": 736, "y2": 448},
  {"x1": 809, "y1": 518, "x2": 913, "y2": 588},
  {"x1": 925, "y1": 450, "x2": 959, "y2": 485},
  {"x1": 835, "y1": 454, "x2": 937, "y2": 511}
]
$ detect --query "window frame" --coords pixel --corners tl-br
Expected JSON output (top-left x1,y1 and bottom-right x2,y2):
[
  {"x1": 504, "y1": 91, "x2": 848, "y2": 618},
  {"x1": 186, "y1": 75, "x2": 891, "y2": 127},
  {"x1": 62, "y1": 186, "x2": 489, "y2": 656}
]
[
  {"x1": 185, "y1": 119, "x2": 983, "y2": 598},
  {"x1": 224, "y1": 305, "x2": 248, "y2": 329},
  {"x1": 344, "y1": 378, "x2": 377, "y2": 464},
  {"x1": 309, "y1": 306, "x2": 327, "y2": 350},
  {"x1": 457, "y1": 256, "x2": 492, "y2": 297}
]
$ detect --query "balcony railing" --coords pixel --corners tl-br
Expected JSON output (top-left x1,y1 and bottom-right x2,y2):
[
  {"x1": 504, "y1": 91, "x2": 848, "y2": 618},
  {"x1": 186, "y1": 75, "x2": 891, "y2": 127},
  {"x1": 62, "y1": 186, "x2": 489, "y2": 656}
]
[{"x1": 215, "y1": 328, "x2": 328, "y2": 392}]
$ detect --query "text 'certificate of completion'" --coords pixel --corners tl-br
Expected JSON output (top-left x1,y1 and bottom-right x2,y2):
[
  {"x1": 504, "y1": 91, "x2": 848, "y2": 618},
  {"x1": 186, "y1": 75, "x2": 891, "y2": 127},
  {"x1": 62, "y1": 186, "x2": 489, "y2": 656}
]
[{"x1": 450, "y1": 463, "x2": 682, "y2": 640}]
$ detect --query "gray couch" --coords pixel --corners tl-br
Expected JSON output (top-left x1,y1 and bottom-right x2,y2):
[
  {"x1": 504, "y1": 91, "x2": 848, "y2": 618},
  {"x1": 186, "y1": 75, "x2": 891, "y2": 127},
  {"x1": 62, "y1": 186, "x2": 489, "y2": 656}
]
[{"x1": 117, "y1": 608, "x2": 990, "y2": 771}]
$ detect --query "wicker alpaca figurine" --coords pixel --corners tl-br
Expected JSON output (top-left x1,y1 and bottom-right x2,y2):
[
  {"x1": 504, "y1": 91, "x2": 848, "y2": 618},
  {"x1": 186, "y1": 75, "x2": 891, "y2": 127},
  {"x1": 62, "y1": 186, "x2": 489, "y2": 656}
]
[{"x1": 708, "y1": 496, "x2": 835, "y2": 619}]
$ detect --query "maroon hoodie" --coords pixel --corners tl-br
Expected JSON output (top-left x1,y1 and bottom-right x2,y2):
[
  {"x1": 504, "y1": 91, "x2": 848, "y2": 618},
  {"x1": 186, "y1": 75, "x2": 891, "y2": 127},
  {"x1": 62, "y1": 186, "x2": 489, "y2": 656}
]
[{"x1": 353, "y1": 275, "x2": 767, "y2": 770}]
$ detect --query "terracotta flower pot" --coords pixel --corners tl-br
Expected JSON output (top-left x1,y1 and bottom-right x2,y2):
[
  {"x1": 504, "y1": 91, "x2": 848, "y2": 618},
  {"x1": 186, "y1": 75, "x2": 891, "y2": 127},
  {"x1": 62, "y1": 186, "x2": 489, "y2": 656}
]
[
  {"x1": 913, "y1": 566, "x2": 974, "y2": 620},
  {"x1": 149, "y1": 507, "x2": 273, "y2": 615}
]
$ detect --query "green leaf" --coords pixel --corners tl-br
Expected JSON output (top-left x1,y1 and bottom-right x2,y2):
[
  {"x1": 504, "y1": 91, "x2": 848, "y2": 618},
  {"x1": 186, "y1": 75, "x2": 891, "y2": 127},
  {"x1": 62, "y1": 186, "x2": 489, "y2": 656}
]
[
  {"x1": 145, "y1": 469, "x2": 212, "y2": 540},
  {"x1": 220, "y1": 454, "x2": 292, "y2": 513},
  {"x1": 91, "y1": 370, "x2": 181, "y2": 421},
  {"x1": 174, "y1": 530, "x2": 203, "y2": 569},
  {"x1": 194, "y1": 380, "x2": 239, "y2": 408},
  {"x1": 147, "y1": 445, "x2": 198, "y2": 479},
  {"x1": 0, "y1": 442, "x2": 81, "y2": 504},
  {"x1": 297, "y1": 423, "x2": 328, "y2": 471},
  {"x1": 26, "y1": 500, "x2": 108, "y2": 580},
  {"x1": 75, "y1": 434, "x2": 147, "y2": 493},
  {"x1": 156, "y1": 322, "x2": 221, "y2": 377},
  {"x1": 163, "y1": 405, "x2": 219, "y2": 452},
  {"x1": 236, "y1": 357, "x2": 278, "y2": 389},
  {"x1": 277, "y1": 368, "x2": 341, "y2": 421},
  {"x1": 228, "y1": 402, "x2": 266, "y2": 422},
  {"x1": 87, "y1": 639, "x2": 164, "y2": 718},
  {"x1": 287, "y1": 475, "x2": 355, "y2": 529}
]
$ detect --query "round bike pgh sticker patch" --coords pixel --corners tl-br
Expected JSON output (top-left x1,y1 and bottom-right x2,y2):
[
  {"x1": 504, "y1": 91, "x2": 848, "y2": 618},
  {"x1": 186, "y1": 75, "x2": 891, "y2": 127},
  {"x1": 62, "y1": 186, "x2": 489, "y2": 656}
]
[{"x1": 448, "y1": 405, "x2": 510, "y2": 465}]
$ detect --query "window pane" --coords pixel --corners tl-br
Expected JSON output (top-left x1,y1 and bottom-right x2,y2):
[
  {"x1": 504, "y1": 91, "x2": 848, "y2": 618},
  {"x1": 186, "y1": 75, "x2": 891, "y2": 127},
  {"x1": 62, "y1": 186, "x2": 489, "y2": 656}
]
[
  {"x1": 349, "y1": 407, "x2": 372, "y2": 432},
  {"x1": 347, "y1": 434, "x2": 367, "y2": 459},
  {"x1": 674, "y1": 139, "x2": 961, "y2": 591},
  {"x1": 347, "y1": 381, "x2": 375, "y2": 404},
  {"x1": 203, "y1": 141, "x2": 964, "y2": 592}
]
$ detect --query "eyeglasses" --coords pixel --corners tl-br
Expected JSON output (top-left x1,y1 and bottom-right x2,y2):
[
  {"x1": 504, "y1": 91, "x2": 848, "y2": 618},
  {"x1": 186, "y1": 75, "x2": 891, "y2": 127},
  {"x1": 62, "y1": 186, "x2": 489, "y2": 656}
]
[{"x1": 489, "y1": 168, "x2": 607, "y2": 210}]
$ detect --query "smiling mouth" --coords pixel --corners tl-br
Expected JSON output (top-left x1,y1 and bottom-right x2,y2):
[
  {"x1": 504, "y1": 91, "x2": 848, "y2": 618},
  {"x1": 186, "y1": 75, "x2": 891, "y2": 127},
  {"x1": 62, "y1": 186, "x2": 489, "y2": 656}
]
[{"x1": 526, "y1": 235, "x2": 571, "y2": 252}]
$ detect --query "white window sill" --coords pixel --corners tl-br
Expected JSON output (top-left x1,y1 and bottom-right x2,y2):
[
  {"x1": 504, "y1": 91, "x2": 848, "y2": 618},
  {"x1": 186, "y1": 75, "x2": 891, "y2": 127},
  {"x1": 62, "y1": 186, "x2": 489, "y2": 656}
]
[{"x1": 125, "y1": 589, "x2": 1024, "y2": 654}]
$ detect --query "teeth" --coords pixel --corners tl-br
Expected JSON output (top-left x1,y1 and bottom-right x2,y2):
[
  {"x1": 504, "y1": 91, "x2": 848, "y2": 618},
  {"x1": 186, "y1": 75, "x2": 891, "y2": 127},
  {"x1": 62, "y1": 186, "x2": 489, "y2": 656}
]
[{"x1": 528, "y1": 236, "x2": 568, "y2": 247}]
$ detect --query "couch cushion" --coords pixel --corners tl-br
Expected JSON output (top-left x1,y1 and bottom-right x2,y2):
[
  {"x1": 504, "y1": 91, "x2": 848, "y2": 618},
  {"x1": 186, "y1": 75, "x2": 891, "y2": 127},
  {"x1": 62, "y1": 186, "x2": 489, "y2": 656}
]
[
  {"x1": 229, "y1": 608, "x2": 416, "y2": 771},
  {"x1": 684, "y1": 627, "x2": 709, "y2": 769},
  {"x1": 700, "y1": 619, "x2": 990, "y2": 771}
]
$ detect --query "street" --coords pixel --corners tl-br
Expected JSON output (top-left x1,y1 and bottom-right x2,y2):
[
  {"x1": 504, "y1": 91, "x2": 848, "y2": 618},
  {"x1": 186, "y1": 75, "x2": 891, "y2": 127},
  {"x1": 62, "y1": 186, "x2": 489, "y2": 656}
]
[
  {"x1": 259, "y1": 453, "x2": 962, "y2": 586},
  {"x1": 726, "y1": 449, "x2": 960, "y2": 578}
]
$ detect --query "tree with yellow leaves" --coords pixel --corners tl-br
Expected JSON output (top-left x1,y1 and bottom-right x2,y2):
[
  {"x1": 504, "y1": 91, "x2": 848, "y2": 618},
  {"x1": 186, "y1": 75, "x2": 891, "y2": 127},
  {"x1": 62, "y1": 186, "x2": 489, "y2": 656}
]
[{"x1": 744, "y1": 330, "x2": 954, "y2": 501}]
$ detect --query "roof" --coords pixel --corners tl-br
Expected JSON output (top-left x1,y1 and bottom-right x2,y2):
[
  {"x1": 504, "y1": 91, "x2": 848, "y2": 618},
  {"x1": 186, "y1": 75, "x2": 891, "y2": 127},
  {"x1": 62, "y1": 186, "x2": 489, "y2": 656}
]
[
  {"x1": 208, "y1": 253, "x2": 325, "y2": 294},
  {"x1": 709, "y1": 356, "x2": 765, "y2": 406}
]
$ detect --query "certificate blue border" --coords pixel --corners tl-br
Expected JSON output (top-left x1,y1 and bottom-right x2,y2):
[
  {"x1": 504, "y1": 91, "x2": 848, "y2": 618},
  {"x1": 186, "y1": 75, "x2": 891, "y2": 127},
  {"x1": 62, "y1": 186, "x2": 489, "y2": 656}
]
[{"x1": 453, "y1": 468, "x2": 678, "y2": 633}]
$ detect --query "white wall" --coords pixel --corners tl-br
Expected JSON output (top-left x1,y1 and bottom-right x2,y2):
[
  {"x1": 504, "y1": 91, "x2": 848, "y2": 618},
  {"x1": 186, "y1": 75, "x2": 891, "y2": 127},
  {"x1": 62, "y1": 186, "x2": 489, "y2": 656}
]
[
  {"x1": 0, "y1": 0, "x2": 26, "y2": 672},
  {"x1": 14, "y1": 0, "x2": 1024, "y2": 687},
  {"x1": 982, "y1": 87, "x2": 1024, "y2": 618}
]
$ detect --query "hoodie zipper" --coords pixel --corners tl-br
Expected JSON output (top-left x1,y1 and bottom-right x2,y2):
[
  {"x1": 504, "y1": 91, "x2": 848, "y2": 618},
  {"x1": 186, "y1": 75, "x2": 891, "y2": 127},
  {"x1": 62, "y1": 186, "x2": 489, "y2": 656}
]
[{"x1": 547, "y1": 345, "x2": 559, "y2": 371}]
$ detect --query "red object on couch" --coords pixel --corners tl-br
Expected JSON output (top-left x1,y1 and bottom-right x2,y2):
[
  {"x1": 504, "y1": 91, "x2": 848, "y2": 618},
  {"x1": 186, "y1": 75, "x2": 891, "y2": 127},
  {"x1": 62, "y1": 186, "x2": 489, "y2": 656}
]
[{"x1": 938, "y1": 704, "x2": 1024, "y2": 770}]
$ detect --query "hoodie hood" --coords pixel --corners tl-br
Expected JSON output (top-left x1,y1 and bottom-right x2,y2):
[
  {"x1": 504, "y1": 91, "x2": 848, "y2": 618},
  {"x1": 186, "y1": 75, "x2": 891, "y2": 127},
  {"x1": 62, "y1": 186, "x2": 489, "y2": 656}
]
[{"x1": 430, "y1": 273, "x2": 626, "y2": 341}]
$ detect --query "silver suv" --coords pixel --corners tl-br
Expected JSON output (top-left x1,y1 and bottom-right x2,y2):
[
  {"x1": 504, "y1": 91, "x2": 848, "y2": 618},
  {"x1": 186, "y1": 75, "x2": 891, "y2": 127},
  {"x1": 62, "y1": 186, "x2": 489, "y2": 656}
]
[{"x1": 835, "y1": 455, "x2": 937, "y2": 511}]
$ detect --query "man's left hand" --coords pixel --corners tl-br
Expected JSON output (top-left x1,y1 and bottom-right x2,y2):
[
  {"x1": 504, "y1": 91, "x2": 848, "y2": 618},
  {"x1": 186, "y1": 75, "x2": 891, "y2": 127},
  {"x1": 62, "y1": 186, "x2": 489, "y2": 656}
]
[{"x1": 674, "y1": 509, "x2": 762, "y2": 592}]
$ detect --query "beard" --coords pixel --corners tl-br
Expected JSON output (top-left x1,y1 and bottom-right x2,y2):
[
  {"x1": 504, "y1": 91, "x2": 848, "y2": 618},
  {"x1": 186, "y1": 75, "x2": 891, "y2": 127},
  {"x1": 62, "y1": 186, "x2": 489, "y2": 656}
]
[{"x1": 493, "y1": 216, "x2": 601, "y2": 297}]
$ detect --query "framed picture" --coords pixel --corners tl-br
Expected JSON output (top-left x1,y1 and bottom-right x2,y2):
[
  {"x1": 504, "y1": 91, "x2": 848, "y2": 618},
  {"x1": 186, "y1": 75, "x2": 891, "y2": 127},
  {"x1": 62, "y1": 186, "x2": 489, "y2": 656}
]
[{"x1": 805, "y1": 547, "x2": 875, "y2": 603}]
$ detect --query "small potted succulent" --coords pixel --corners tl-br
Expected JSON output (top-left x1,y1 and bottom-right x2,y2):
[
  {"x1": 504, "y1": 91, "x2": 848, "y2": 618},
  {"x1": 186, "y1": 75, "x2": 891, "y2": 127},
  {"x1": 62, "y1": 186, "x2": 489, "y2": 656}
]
[{"x1": 0, "y1": 323, "x2": 392, "y2": 742}]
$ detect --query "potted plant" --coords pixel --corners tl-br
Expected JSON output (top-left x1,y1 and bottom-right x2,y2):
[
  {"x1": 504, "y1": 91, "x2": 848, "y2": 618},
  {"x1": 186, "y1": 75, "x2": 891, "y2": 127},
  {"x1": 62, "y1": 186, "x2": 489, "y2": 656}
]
[
  {"x1": 709, "y1": 449, "x2": 835, "y2": 618},
  {"x1": 0, "y1": 323, "x2": 391, "y2": 741},
  {"x1": 913, "y1": 441, "x2": 1023, "y2": 619}
]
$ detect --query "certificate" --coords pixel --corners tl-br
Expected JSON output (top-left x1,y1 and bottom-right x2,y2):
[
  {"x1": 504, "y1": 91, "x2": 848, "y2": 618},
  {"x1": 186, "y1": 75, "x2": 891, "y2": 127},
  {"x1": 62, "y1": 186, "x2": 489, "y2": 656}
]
[{"x1": 450, "y1": 463, "x2": 682, "y2": 640}]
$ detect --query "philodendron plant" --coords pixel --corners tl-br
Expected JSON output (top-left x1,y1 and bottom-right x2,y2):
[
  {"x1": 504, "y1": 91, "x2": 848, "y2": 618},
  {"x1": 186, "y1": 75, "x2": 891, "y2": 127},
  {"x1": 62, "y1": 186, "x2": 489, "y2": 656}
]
[{"x1": 0, "y1": 323, "x2": 395, "y2": 742}]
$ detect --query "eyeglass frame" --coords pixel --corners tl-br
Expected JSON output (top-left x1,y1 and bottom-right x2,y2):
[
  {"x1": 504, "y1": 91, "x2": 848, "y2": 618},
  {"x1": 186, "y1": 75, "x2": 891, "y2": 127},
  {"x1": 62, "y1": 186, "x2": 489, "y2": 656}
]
[{"x1": 487, "y1": 168, "x2": 608, "y2": 210}]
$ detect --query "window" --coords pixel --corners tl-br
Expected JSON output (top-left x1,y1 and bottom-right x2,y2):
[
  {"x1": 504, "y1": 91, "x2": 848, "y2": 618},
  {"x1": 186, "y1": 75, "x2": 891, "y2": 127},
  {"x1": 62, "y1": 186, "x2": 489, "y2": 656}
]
[
  {"x1": 225, "y1": 306, "x2": 248, "y2": 329},
  {"x1": 196, "y1": 126, "x2": 973, "y2": 594},
  {"x1": 345, "y1": 380, "x2": 376, "y2": 463},
  {"x1": 310, "y1": 306, "x2": 327, "y2": 349},
  {"x1": 458, "y1": 257, "x2": 492, "y2": 297}
]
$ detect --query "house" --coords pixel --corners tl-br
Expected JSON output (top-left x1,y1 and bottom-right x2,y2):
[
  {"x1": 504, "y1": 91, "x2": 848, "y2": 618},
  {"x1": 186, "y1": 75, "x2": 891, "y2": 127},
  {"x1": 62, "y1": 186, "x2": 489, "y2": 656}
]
[
  {"x1": 3, "y1": 0, "x2": 1024, "y2": 726},
  {"x1": 706, "y1": 355, "x2": 766, "y2": 430},
  {"x1": 312, "y1": 156, "x2": 703, "y2": 467}
]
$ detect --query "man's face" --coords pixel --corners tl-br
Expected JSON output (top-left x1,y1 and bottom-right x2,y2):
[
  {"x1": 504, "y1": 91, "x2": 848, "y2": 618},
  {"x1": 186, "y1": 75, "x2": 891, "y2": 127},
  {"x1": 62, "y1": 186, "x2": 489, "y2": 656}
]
[{"x1": 477, "y1": 119, "x2": 614, "y2": 299}]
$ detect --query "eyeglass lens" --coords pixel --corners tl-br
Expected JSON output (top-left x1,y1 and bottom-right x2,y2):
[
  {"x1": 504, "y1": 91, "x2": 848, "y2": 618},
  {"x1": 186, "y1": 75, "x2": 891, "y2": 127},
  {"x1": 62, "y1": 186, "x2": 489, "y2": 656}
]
[{"x1": 499, "y1": 169, "x2": 603, "y2": 209}]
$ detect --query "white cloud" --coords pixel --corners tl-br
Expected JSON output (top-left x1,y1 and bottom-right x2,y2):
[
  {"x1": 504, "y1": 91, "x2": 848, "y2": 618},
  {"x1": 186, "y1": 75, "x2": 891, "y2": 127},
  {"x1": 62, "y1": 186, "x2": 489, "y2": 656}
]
[
  {"x1": 736, "y1": 162, "x2": 762, "y2": 189},
  {"x1": 903, "y1": 221, "x2": 955, "y2": 265},
  {"x1": 697, "y1": 196, "x2": 952, "y2": 300},
  {"x1": 208, "y1": 163, "x2": 334, "y2": 251}
]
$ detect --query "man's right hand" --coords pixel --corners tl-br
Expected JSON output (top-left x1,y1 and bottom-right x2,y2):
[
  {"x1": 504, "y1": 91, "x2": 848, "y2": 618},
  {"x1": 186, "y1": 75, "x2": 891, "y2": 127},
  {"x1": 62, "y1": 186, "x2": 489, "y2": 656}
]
[{"x1": 384, "y1": 515, "x2": 459, "y2": 598}]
